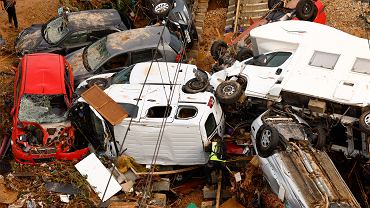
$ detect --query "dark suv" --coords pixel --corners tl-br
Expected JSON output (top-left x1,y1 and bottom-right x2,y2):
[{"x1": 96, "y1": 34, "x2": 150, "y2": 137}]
[{"x1": 15, "y1": 9, "x2": 130, "y2": 56}]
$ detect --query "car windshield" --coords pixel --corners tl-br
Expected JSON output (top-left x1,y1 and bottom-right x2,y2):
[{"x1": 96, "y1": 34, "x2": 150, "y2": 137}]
[
  {"x1": 18, "y1": 94, "x2": 68, "y2": 123},
  {"x1": 44, "y1": 16, "x2": 69, "y2": 44},
  {"x1": 85, "y1": 37, "x2": 111, "y2": 71},
  {"x1": 111, "y1": 65, "x2": 135, "y2": 84}
]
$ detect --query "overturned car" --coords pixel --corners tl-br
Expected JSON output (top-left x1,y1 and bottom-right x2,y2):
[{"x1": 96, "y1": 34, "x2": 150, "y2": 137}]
[{"x1": 251, "y1": 108, "x2": 360, "y2": 207}]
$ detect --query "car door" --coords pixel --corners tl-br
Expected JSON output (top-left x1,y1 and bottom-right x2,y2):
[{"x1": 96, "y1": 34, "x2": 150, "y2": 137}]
[
  {"x1": 62, "y1": 30, "x2": 90, "y2": 54},
  {"x1": 242, "y1": 52, "x2": 292, "y2": 99},
  {"x1": 97, "y1": 53, "x2": 130, "y2": 74}
]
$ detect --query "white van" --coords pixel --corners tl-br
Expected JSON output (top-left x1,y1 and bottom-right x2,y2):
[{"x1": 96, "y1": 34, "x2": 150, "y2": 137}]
[{"x1": 71, "y1": 62, "x2": 225, "y2": 165}]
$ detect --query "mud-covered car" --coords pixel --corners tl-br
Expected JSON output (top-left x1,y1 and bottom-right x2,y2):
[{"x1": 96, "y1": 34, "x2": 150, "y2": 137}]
[
  {"x1": 11, "y1": 53, "x2": 89, "y2": 164},
  {"x1": 66, "y1": 26, "x2": 184, "y2": 86},
  {"x1": 15, "y1": 9, "x2": 129, "y2": 56},
  {"x1": 251, "y1": 108, "x2": 360, "y2": 207}
]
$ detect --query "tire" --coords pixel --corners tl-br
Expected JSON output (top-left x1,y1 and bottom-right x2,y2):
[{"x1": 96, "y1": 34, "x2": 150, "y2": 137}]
[
  {"x1": 314, "y1": 126, "x2": 327, "y2": 150},
  {"x1": 256, "y1": 125, "x2": 280, "y2": 158},
  {"x1": 215, "y1": 80, "x2": 243, "y2": 104},
  {"x1": 152, "y1": 0, "x2": 172, "y2": 17},
  {"x1": 296, "y1": 0, "x2": 316, "y2": 21},
  {"x1": 359, "y1": 110, "x2": 370, "y2": 134},
  {"x1": 210, "y1": 40, "x2": 228, "y2": 61},
  {"x1": 182, "y1": 78, "x2": 209, "y2": 94},
  {"x1": 236, "y1": 47, "x2": 253, "y2": 62},
  {"x1": 87, "y1": 78, "x2": 109, "y2": 89},
  {"x1": 268, "y1": 0, "x2": 282, "y2": 10}
]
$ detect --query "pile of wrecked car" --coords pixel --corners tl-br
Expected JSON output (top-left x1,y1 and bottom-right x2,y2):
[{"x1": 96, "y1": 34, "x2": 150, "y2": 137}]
[{"x1": 2, "y1": 0, "x2": 370, "y2": 206}]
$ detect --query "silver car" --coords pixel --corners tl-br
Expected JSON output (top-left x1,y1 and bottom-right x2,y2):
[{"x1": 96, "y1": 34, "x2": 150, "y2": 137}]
[
  {"x1": 250, "y1": 108, "x2": 360, "y2": 207},
  {"x1": 66, "y1": 25, "x2": 184, "y2": 86}
]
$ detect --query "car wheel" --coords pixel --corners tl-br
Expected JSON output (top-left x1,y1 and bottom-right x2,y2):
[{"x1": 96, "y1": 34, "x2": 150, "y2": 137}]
[
  {"x1": 236, "y1": 47, "x2": 253, "y2": 62},
  {"x1": 182, "y1": 78, "x2": 209, "y2": 94},
  {"x1": 215, "y1": 80, "x2": 243, "y2": 104},
  {"x1": 314, "y1": 126, "x2": 327, "y2": 150},
  {"x1": 87, "y1": 78, "x2": 109, "y2": 90},
  {"x1": 152, "y1": 0, "x2": 172, "y2": 17},
  {"x1": 268, "y1": 0, "x2": 282, "y2": 10},
  {"x1": 210, "y1": 40, "x2": 228, "y2": 61},
  {"x1": 256, "y1": 125, "x2": 280, "y2": 158},
  {"x1": 359, "y1": 110, "x2": 370, "y2": 134},
  {"x1": 296, "y1": 0, "x2": 316, "y2": 21}
]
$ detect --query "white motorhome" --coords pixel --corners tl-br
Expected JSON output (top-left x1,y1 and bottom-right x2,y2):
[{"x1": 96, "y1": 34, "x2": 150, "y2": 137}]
[
  {"x1": 211, "y1": 20, "x2": 370, "y2": 156},
  {"x1": 71, "y1": 62, "x2": 225, "y2": 165}
]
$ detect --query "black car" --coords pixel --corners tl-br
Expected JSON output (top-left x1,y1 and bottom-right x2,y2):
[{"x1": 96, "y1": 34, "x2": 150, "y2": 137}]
[{"x1": 15, "y1": 9, "x2": 130, "y2": 56}]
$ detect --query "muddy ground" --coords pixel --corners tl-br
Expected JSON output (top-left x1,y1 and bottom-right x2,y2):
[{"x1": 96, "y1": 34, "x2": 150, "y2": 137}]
[{"x1": 0, "y1": 0, "x2": 368, "y2": 207}]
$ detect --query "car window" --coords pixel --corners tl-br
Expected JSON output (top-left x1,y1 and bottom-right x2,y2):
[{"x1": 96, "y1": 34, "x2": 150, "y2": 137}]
[
  {"x1": 64, "y1": 31, "x2": 88, "y2": 45},
  {"x1": 44, "y1": 16, "x2": 69, "y2": 44},
  {"x1": 266, "y1": 52, "x2": 292, "y2": 67},
  {"x1": 205, "y1": 113, "x2": 217, "y2": 137},
  {"x1": 102, "y1": 53, "x2": 129, "y2": 72},
  {"x1": 176, "y1": 106, "x2": 197, "y2": 119},
  {"x1": 111, "y1": 65, "x2": 135, "y2": 84},
  {"x1": 309, "y1": 51, "x2": 340, "y2": 69},
  {"x1": 131, "y1": 49, "x2": 162, "y2": 63},
  {"x1": 245, "y1": 52, "x2": 291, "y2": 67},
  {"x1": 352, "y1": 58, "x2": 370, "y2": 75},
  {"x1": 169, "y1": 33, "x2": 183, "y2": 53},
  {"x1": 147, "y1": 106, "x2": 172, "y2": 118},
  {"x1": 90, "y1": 29, "x2": 118, "y2": 41},
  {"x1": 117, "y1": 103, "x2": 138, "y2": 118}
]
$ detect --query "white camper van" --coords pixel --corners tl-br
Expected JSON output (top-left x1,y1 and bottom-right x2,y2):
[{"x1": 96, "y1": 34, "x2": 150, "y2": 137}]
[{"x1": 72, "y1": 62, "x2": 225, "y2": 165}]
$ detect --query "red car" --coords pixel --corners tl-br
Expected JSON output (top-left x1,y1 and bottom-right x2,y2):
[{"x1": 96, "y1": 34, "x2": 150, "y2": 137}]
[{"x1": 11, "y1": 53, "x2": 89, "y2": 164}]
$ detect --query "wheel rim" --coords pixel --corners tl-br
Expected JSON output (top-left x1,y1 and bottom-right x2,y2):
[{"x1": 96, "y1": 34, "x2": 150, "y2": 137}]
[
  {"x1": 261, "y1": 129, "x2": 271, "y2": 148},
  {"x1": 222, "y1": 84, "x2": 236, "y2": 96},
  {"x1": 217, "y1": 46, "x2": 227, "y2": 58},
  {"x1": 189, "y1": 80, "x2": 205, "y2": 90},
  {"x1": 364, "y1": 114, "x2": 370, "y2": 126},
  {"x1": 154, "y1": 3, "x2": 169, "y2": 14}
]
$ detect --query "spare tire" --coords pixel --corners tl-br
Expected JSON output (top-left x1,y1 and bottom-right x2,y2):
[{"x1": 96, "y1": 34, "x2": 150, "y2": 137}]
[
  {"x1": 215, "y1": 80, "x2": 243, "y2": 104},
  {"x1": 210, "y1": 40, "x2": 228, "y2": 61},
  {"x1": 182, "y1": 78, "x2": 209, "y2": 94},
  {"x1": 236, "y1": 47, "x2": 254, "y2": 62},
  {"x1": 268, "y1": 0, "x2": 282, "y2": 10},
  {"x1": 296, "y1": 0, "x2": 315, "y2": 21},
  {"x1": 87, "y1": 78, "x2": 109, "y2": 89},
  {"x1": 256, "y1": 125, "x2": 280, "y2": 158},
  {"x1": 359, "y1": 110, "x2": 370, "y2": 134}
]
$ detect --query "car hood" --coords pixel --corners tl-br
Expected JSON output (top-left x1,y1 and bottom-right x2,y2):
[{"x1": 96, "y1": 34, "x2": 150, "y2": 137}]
[
  {"x1": 15, "y1": 24, "x2": 50, "y2": 55},
  {"x1": 66, "y1": 48, "x2": 88, "y2": 77}
]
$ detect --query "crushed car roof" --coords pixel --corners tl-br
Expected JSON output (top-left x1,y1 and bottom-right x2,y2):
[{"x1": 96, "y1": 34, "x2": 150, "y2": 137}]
[
  {"x1": 66, "y1": 9, "x2": 123, "y2": 30},
  {"x1": 105, "y1": 26, "x2": 171, "y2": 55},
  {"x1": 23, "y1": 53, "x2": 66, "y2": 95}
]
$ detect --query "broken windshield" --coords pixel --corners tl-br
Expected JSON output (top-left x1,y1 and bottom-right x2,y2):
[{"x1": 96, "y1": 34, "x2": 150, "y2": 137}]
[
  {"x1": 84, "y1": 37, "x2": 110, "y2": 71},
  {"x1": 111, "y1": 65, "x2": 135, "y2": 84},
  {"x1": 44, "y1": 16, "x2": 69, "y2": 44},
  {"x1": 18, "y1": 94, "x2": 68, "y2": 123}
]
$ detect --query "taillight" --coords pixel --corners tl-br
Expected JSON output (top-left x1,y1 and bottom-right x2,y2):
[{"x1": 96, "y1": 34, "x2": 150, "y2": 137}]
[
  {"x1": 208, "y1": 97, "x2": 214, "y2": 108},
  {"x1": 176, "y1": 49, "x2": 185, "y2": 62}
]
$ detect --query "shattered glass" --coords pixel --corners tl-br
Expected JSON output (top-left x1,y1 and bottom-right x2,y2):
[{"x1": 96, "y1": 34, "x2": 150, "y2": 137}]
[
  {"x1": 18, "y1": 94, "x2": 68, "y2": 123},
  {"x1": 44, "y1": 16, "x2": 69, "y2": 44},
  {"x1": 86, "y1": 37, "x2": 110, "y2": 70}
]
